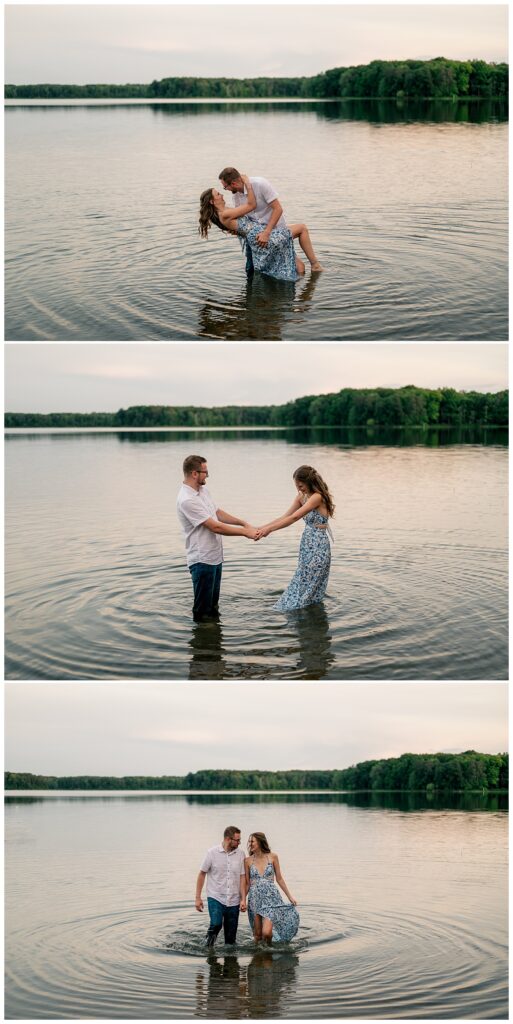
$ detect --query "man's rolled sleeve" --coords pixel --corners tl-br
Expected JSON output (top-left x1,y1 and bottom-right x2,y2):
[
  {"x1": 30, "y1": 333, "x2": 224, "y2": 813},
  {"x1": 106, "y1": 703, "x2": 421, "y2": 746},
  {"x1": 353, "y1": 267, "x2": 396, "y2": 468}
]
[
  {"x1": 200, "y1": 850, "x2": 212, "y2": 872},
  {"x1": 181, "y1": 494, "x2": 211, "y2": 528},
  {"x1": 260, "y1": 181, "x2": 279, "y2": 204}
]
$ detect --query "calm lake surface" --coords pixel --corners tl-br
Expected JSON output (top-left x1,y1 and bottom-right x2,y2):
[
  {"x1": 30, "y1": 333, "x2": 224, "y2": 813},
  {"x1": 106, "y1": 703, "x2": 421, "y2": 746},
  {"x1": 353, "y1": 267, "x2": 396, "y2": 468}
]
[
  {"x1": 5, "y1": 792, "x2": 508, "y2": 1019},
  {"x1": 5, "y1": 100, "x2": 508, "y2": 341},
  {"x1": 5, "y1": 428, "x2": 508, "y2": 680}
]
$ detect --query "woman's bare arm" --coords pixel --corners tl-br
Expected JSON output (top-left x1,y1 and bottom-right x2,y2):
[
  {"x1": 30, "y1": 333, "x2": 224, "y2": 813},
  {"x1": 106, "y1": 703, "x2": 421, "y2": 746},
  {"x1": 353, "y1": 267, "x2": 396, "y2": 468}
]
[
  {"x1": 257, "y1": 493, "x2": 322, "y2": 537},
  {"x1": 220, "y1": 175, "x2": 257, "y2": 223},
  {"x1": 244, "y1": 857, "x2": 251, "y2": 902},
  {"x1": 272, "y1": 853, "x2": 296, "y2": 904},
  {"x1": 258, "y1": 495, "x2": 302, "y2": 533}
]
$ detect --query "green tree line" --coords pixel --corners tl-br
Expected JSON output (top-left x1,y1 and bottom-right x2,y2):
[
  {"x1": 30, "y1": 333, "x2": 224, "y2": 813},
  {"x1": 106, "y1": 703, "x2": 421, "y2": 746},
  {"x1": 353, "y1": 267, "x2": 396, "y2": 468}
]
[
  {"x1": 5, "y1": 386, "x2": 508, "y2": 430},
  {"x1": 5, "y1": 58, "x2": 508, "y2": 100},
  {"x1": 5, "y1": 752, "x2": 508, "y2": 792}
]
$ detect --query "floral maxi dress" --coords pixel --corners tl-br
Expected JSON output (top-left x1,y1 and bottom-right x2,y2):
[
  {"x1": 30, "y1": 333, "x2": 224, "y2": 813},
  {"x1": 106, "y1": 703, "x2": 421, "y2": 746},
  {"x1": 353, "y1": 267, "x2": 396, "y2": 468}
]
[
  {"x1": 237, "y1": 215, "x2": 300, "y2": 282},
  {"x1": 274, "y1": 508, "x2": 332, "y2": 611},
  {"x1": 247, "y1": 859, "x2": 300, "y2": 942}
]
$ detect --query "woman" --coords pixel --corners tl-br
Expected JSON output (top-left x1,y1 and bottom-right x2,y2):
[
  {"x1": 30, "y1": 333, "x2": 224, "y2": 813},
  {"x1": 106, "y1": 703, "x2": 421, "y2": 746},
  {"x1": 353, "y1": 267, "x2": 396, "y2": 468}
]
[
  {"x1": 245, "y1": 832, "x2": 299, "y2": 944},
  {"x1": 199, "y1": 175, "x2": 315, "y2": 282},
  {"x1": 256, "y1": 465, "x2": 335, "y2": 611}
]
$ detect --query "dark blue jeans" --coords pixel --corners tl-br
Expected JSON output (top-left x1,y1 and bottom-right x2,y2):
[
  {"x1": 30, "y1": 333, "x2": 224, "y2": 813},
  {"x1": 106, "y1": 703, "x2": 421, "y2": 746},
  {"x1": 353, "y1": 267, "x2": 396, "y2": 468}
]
[
  {"x1": 245, "y1": 244, "x2": 254, "y2": 276},
  {"x1": 189, "y1": 562, "x2": 223, "y2": 622},
  {"x1": 206, "y1": 897, "x2": 240, "y2": 946}
]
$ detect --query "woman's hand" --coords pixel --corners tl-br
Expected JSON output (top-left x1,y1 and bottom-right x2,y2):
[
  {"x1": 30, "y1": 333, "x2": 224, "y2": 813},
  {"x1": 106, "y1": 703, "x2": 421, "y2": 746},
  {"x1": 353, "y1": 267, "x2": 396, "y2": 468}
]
[
  {"x1": 255, "y1": 525, "x2": 272, "y2": 539},
  {"x1": 290, "y1": 897, "x2": 297, "y2": 906}
]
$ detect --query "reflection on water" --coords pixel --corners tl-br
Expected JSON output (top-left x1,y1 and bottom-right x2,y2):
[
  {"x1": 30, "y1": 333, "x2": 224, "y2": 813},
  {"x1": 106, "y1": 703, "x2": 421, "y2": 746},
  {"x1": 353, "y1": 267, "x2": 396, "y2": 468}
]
[
  {"x1": 6, "y1": 792, "x2": 509, "y2": 812},
  {"x1": 5, "y1": 426, "x2": 509, "y2": 448},
  {"x1": 188, "y1": 603, "x2": 334, "y2": 680},
  {"x1": 5, "y1": 794, "x2": 508, "y2": 1019},
  {"x1": 198, "y1": 273, "x2": 320, "y2": 340},
  {"x1": 11, "y1": 97, "x2": 507, "y2": 124},
  {"x1": 195, "y1": 950, "x2": 299, "y2": 1020},
  {"x1": 6, "y1": 100, "x2": 507, "y2": 340},
  {"x1": 189, "y1": 621, "x2": 227, "y2": 679},
  {"x1": 5, "y1": 430, "x2": 507, "y2": 679}
]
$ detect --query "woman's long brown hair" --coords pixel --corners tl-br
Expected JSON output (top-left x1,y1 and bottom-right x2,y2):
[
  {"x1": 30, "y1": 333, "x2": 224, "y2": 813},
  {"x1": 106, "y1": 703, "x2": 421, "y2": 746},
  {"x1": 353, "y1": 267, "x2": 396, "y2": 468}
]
[
  {"x1": 248, "y1": 831, "x2": 271, "y2": 854},
  {"x1": 293, "y1": 465, "x2": 335, "y2": 518},
  {"x1": 199, "y1": 188, "x2": 232, "y2": 239}
]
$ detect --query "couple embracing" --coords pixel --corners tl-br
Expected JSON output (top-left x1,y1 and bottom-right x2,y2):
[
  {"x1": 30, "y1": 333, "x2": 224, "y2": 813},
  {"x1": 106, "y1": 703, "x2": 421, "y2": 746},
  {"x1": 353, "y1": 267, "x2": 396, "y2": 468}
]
[
  {"x1": 177, "y1": 454, "x2": 335, "y2": 622},
  {"x1": 196, "y1": 826, "x2": 299, "y2": 947},
  {"x1": 199, "y1": 167, "x2": 323, "y2": 282}
]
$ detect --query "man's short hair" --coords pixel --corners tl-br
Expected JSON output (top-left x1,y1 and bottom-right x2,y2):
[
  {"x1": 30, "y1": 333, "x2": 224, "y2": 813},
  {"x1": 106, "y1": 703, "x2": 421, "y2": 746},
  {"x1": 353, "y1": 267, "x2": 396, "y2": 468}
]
[
  {"x1": 183, "y1": 454, "x2": 207, "y2": 476},
  {"x1": 219, "y1": 167, "x2": 241, "y2": 185},
  {"x1": 224, "y1": 825, "x2": 241, "y2": 839}
]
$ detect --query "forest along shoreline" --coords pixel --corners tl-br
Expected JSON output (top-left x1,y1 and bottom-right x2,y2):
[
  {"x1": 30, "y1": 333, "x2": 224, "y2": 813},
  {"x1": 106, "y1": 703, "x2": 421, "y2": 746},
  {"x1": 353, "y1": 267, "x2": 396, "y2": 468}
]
[{"x1": 5, "y1": 752, "x2": 509, "y2": 791}]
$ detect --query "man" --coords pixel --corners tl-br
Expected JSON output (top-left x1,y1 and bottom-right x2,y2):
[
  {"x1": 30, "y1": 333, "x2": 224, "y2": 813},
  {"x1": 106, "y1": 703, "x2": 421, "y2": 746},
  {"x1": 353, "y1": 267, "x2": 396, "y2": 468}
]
[
  {"x1": 219, "y1": 166, "x2": 323, "y2": 273},
  {"x1": 219, "y1": 166, "x2": 286, "y2": 271},
  {"x1": 195, "y1": 826, "x2": 246, "y2": 947},
  {"x1": 177, "y1": 455, "x2": 258, "y2": 622}
]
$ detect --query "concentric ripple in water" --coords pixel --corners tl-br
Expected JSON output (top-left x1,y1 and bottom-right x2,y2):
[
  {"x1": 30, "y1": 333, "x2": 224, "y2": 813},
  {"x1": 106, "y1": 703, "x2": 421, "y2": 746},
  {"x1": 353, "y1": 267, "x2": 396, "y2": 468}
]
[
  {"x1": 5, "y1": 796, "x2": 508, "y2": 1018},
  {"x1": 5, "y1": 433, "x2": 508, "y2": 679},
  {"x1": 5, "y1": 899, "x2": 507, "y2": 1019},
  {"x1": 5, "y1": 102, "x2": 508, "y2": 340}
]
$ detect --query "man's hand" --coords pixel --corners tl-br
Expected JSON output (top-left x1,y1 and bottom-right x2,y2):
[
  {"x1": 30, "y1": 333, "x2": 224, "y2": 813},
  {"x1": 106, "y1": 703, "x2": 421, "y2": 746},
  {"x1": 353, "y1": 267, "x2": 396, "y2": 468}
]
[
  {"x1": 245, "y1": 526, "x2": 260, "y2": 541},
  {"x1": 195, "y1": 898, "x2": 204, "y2": 912},
  {"x1": 240, "y1": 900, "x2": 247, "y2": 913},
  {"x1": 256, "y1": 230, "x2": 271, "y2": 247}
]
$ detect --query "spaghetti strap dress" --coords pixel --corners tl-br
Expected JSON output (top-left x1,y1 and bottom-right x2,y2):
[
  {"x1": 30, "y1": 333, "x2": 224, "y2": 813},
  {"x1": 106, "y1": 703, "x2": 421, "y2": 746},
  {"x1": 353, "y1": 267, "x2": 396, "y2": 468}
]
[
  {"x1": 247, "y1": 858, "x2": 300, "y2": 942},
  {"x1": 274, "y1": 508, "x2": 332, "y2": 611},
  {"x1": 237, "y1": 215, "x2": 300, "y2": 283}
]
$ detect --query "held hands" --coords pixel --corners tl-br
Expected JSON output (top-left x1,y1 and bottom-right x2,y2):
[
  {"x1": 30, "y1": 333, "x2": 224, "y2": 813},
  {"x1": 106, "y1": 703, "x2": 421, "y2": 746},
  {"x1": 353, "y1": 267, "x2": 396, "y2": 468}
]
[
  {"x1": 254, "y1": 525, "x2": 272, "y2": 540},
  {"x1": 245, "y1": 526, "x2": 260, "y2": 541},
  {"x1": 243, "y1": 524, "x2": 272, "y2": 541},
  {"x1": 240, "y1": 900, "x2": 247, "y2": 913},
  {"x1": 195, "y1": 898, "x2": 204, "y2": 912}
]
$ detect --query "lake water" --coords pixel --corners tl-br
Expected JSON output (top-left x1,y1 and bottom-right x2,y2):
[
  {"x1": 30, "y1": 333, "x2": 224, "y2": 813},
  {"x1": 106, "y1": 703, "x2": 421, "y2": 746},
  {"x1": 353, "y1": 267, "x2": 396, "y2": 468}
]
[
  {"x1": 5, "y1": 792, "x2": 508, "y2": 1019},
  {"x1": 5, "y1": 100, "x2": 508, "y2": 341},
  {"x1": 4, "y1": 428, "x2": 508, "y2": 680}
]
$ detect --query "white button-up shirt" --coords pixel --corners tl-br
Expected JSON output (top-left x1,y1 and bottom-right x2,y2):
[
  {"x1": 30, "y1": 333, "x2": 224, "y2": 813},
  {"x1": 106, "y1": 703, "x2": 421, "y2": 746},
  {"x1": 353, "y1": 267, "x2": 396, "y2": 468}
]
[
  {"x1": 176, "y1": 484, "x2": 223, "y2": 568},
  {"x1": 200, "y1": 844, "x2": 246, "y2": 907},
  {"x1": 234, "y1": 176, "x2": 287, "y2": 228}
]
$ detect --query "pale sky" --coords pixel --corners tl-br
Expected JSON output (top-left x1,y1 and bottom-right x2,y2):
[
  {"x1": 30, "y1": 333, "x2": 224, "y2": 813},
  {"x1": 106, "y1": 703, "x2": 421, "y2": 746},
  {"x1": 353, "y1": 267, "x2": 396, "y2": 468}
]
[
  {"x1": 5, "y1": 4, "x2": 508, "y2": 84},
  {"x1": 4, "y1": 683, "x2": 507, "y2": 776},
  {"x1": 4, "y1": 343, "x2": 508, "y2": 413}
]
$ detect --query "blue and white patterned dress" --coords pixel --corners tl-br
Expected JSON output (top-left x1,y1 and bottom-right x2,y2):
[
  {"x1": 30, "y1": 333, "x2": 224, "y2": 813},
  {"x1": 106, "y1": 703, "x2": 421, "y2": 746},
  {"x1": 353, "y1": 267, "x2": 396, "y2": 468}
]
[
  {"x1": 237, "y1": 215, "x2": 300, "y2": 282},
  {"x1": 274, "y1": 508, "x2": 332, "y2": 611},
  {"x1": 247, "y1": 859, "x2": 299, "y2": 942}
]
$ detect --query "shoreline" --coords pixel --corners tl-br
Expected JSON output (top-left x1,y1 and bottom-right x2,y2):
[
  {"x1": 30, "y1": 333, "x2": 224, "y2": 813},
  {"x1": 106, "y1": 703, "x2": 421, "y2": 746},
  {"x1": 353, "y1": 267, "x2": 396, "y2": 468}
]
[
  {"x1": 5, "y1": 787, "x2": 508, "y2": 796},
  {"x1": 5, "y1": 97, "x2": 338, "y2": 107},
  {"x1": 4, "y1": 424, "x2": 508, "y2": 435},
  {"x1": 5, "y1": 95, "x2": 508, "y2": 107}
]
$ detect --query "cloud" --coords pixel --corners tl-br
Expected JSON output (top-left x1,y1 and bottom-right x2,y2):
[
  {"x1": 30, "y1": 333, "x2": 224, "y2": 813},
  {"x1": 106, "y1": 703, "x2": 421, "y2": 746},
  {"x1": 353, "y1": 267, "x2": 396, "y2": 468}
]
[
  {"x1": 5, "y1": 5, "x2": 508, "y2": 83},
  {"x1": 5, "y1": 683, "x2": 508, "y2": 777},
  {"x1": 5, "y1": 343, "x2": 508, "y2": 414}
]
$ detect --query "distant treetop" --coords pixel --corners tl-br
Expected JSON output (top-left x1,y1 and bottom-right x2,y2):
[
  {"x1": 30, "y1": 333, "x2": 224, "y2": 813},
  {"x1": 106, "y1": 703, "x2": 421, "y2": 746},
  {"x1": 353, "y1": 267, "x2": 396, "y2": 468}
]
[
  {"x1": 5, "y1": 58, "x2": 509, "y2": 100},
  {"x1": 4, "y1": 385, "x2": 509, "y2": 429}
]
